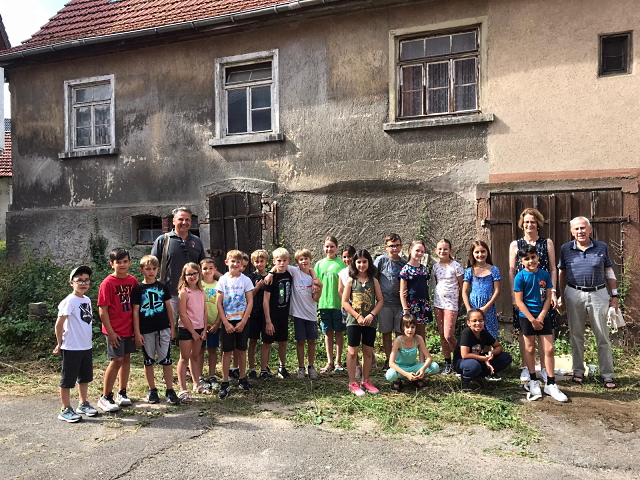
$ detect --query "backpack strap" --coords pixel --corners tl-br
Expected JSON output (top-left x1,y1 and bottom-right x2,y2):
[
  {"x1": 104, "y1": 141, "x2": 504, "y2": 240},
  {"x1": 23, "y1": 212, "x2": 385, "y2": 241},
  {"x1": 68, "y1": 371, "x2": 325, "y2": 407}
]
[{"x1": 159, "y1": 232, "x2": 171, "y2": 282}]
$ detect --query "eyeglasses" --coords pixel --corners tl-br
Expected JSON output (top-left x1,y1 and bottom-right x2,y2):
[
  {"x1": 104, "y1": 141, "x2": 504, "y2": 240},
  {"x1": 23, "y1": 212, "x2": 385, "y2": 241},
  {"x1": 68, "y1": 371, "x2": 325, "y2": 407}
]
[
  {"x1": 185, "y1": 272, "x2": 199, "y2": 277},
  {"x1": 386, "y1": 244, "x2": 402, "y2": 249},
  {"x1": 73, "y1": 279, "x2": 91, "y2": 285}
]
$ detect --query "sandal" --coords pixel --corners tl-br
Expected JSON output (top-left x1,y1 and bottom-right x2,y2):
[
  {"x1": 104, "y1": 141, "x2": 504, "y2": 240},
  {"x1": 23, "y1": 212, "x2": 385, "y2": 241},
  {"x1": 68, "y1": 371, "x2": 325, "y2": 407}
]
[
  {"x1": 413, "y1": 380, "x2": 426, "y2": 389},
  {"x1": 194, "y1": 386, "x2": 211, "y2": 395},
  {"x1": 320, "y1": 363, "x2": 334, "y2": 374},
  {"x1": 334, "y1": 363, "x2": 345, "y2": 372},
  {"x1": 603, "y1": 378, "x2": 617, "y2": 389},
  {"x1": 572, "y1": 374, "x2": 584, "y2": 385},
  {"x1": 391, "y1": 381, "x2": 402, "y2": 393},
  {"x1": 178, "y1": 390, "x2": 192, "y2": 403}
]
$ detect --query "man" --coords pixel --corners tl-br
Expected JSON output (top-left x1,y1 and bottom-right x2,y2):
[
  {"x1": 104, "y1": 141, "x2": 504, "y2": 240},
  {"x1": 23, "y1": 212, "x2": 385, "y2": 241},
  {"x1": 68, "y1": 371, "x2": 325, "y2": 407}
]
[
  {"x1": 558, "y1": 216, "x2": 618, "y2": 389},
  {"x1": 151, "y1": 207, "x2": 206, "y2": 320}
]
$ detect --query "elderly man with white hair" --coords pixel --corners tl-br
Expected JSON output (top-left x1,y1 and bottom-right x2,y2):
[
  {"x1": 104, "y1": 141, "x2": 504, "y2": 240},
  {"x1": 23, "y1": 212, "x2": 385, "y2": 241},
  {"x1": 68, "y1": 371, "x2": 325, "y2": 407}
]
[{"x1": 558, "y1": 217, "x2": 618, "y2": 389}]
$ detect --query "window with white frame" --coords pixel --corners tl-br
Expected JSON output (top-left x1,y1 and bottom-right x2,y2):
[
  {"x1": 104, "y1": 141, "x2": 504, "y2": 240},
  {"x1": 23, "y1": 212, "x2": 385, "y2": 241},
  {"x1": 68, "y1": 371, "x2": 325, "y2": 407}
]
[
  {"x1": 214, "y1": 50, "x2": 280, "y2": 143},
  {"x1": 64, "y1": 75, "x2": 115, "y2": 152},
  {"x1": 398, "y1": 29, "x2": 479, "y2": 118}
]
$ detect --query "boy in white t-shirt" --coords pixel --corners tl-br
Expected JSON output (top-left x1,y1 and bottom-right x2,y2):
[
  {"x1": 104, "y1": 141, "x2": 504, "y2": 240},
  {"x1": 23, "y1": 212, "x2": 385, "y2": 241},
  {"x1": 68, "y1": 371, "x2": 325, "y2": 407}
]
[{"x1": 53, "y1": 266, "x2": 98, "y2": 422}]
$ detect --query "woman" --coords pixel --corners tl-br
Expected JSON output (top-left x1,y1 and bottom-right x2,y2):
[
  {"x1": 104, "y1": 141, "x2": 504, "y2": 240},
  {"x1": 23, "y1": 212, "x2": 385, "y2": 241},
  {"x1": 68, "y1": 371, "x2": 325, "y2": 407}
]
[{"x1": 508, "y1": 208, "x2": 557, "y2": 384}]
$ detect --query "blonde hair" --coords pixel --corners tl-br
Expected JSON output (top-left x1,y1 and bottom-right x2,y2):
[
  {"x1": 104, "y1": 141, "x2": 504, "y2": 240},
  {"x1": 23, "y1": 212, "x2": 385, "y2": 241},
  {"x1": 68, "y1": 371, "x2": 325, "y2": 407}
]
[
  {"x1": 518, "y1": 208, "x2": 545, "y2": 230},
  {"x1": 178, "y1": 262, "x2": 203, "y2": 291},
  {"x1": 251, "y1": 249, "x2": 270, "y2": 263},
  {"x1": 294, "y1": 248, "x2": 312, "y2": 262},
  {"x1": 140, "y1": 254, "x2": 159, "y2": 267},
  {"x1": 272, "y1": 247, "x2": 290, "y2": 260},
  {"x1": 226, "y1": 249, "x2": 243, "y2": 261}
]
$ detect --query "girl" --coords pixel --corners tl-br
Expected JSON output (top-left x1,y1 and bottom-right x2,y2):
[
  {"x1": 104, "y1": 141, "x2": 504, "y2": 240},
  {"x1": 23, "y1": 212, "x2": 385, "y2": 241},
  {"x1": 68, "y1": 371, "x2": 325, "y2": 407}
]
[
  {"x1": 341, "y1": 249, "x2": 384, "y2": 396},
  {"x1": 176, "y1": 263, "x2": 208, "y2": 402},
  {"x1": 386, "y1": 314, "x2": 440, "y2": 392},
  {"x1": 462, "y1": 241, "x2": 501, "y2": 339},
  {"x1": 399, "y1": 240, "x2": 432, "y2": 358},
  {"x1": 338, "y1": 245, "x2": 362, "y2": 378},
  {"x1": 432, "y1": 239, "x2": 464, "y2": 375},
  {"x1": 315, "y1": 236, "x2": 346, "y2": 373}
]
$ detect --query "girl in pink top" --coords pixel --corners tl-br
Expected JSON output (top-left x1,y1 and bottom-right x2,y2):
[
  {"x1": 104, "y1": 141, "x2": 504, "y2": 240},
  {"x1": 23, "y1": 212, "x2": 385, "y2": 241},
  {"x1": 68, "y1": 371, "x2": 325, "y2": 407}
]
[{"x1": 177, "y1": 262, "x2": 208, "y2": 401}]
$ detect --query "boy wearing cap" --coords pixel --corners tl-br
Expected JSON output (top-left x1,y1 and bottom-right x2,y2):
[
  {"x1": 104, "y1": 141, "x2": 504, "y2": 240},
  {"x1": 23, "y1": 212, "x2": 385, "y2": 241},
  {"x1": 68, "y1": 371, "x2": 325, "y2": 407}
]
[{"x1": 54, "y1": 265, "x2": 98, "y2": 422}]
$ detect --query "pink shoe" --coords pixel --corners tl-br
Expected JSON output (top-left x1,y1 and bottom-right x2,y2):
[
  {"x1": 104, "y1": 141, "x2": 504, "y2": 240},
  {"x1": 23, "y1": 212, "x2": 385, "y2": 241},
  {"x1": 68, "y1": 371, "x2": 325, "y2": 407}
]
[
  {"x1": 360, "y1": 379, "x2": 379, "y2": 395},
  {"x1": 349, "y1": 382, "x2": 366, "y2": 397}
]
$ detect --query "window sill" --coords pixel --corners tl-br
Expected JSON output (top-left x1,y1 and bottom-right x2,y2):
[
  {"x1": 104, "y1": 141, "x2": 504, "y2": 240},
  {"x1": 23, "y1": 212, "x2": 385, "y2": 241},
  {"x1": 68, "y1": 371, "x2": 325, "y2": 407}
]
[
  {"x1": 209, "y1": 132, "x2": 284, "y2": 147},
  {"x1": 58, "y1": 147, "x2": 119, "y2": 159},
  {"x1": 383, "y1": 113, "x2": 494, "y2": 131}
]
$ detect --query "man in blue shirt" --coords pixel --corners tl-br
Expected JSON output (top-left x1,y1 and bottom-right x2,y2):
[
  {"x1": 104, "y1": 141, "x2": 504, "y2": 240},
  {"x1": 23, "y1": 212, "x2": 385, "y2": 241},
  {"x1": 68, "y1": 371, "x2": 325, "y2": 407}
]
[{"x1": 558, "y1": 217, "x2": 618, "y2": 389}]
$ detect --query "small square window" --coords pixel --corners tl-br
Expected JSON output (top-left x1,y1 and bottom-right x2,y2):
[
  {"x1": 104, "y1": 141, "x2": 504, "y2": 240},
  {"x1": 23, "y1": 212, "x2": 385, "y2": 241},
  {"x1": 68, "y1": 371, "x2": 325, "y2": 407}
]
[
  {"x1": 136, "y1": 216, "x2": 163, "y2": 245},
  {"x1": 599, "y1": 33, "x2": 632, "y2": 76}
]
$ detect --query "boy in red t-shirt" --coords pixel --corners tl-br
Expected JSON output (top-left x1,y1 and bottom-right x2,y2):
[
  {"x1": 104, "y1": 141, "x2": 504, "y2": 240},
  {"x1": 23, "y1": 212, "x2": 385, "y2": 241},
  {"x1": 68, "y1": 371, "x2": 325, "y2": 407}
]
[{"x1": 97, "y1": 248, "x2": 139, "y2": 412}]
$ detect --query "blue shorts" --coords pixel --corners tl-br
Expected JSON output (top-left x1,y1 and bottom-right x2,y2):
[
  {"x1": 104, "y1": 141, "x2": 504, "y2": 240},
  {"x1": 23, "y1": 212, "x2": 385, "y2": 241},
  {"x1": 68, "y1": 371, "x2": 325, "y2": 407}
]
[
  {"x1": 294, "y1": 317, "x2": 319, "y2": 341},
  {"x1": 319, "y1": 309, "x2": 346, "y2": 333},
  {"x1": 202, "y1": 329, "x2": 221, "y2": 349}
]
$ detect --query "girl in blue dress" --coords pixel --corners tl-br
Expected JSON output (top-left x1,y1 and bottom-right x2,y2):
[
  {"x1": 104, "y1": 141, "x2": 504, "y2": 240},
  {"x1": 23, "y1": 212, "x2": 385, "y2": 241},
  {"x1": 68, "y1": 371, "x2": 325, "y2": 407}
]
[{"x1": 462, "y1": 241, "x2": 502, "y2": 338}]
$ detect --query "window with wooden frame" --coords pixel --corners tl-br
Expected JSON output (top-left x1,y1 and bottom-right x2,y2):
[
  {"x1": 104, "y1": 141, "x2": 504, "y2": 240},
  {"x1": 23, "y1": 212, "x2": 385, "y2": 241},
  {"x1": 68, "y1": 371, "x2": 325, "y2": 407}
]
[
  {"x1": 136, "y1": 216, "x2": 163, "y2": 245},
  {"x1": 398, "y1": 29, "x2": 479, "y2": 118},
  {"x1": 599, "y1": 32, "x2": 632, "y2": 77}
]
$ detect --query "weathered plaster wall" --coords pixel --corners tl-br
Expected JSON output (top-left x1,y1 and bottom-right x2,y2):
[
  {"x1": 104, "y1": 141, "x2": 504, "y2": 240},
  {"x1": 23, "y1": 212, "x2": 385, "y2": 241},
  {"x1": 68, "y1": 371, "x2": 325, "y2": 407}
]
[{"x1": 0, "y1": 178, "x2": 9, "y2": 240}]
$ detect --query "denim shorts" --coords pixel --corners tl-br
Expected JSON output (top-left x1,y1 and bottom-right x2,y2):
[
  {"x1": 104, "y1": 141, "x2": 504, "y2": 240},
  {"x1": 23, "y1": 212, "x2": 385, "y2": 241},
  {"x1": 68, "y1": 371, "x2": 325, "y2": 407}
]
[{"x1": 319, "y1": 309, "x2": 346, "y2": 333}]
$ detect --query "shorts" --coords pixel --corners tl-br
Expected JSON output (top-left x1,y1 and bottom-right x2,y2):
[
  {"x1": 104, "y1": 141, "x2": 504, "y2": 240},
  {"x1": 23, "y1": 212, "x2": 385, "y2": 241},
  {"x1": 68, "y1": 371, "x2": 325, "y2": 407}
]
[
  {"x1": 263, "y1": 317, "x2": 289, "y2": 344},
  {"x1": 347, "y1": 325, "x2": 377, "y2": 348},
  {"x1": 202, "y1": 329, "x2": 221, "y2": 349},
  {"x1": 60, "y1": 349, "x2": 93, "y2": 388},
  {"x1": 247, "y1": 311, "x2": 265, "y2": 340},
  {"x1": 106, "y1": 336, "x2": 136, "y2": 359},
  {"x1": 220, "y1": 321, "x2": 249, "y2": 352},
  {"x1": 294, "y1": 317, "x2": 319, "y2": 341},
  {"x1": 141, "y1": 329, "x2": 172, "y2": 366},
  {"x1": 177, "y1": 327, "x2": 204, "y2": 341},
  {"x1": 514, "y1": 307, "x2": 557, "y2": 333},
  {"x1": 319, "y1": 309, "x2": 346, "y2": 333},
  {"x1": 408, "y1": 299, "x2": 433, "y2": 324},
  {"x1": 520, "y1": 315, "x2": 554, "y2": 336},
  {"x1": 378, "y1": 305, "x2": 403, "y2": 334}
]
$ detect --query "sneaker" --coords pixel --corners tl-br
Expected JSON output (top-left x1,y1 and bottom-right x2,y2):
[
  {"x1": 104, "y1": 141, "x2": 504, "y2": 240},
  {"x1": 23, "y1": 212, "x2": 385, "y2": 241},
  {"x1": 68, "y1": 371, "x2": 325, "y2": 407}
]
[
  {"x1": 259, "y1": 370, "x2": 271, "y2": 382},
  {"x1": 488, "y1": 375, "x2": 502, "y2": 382},
  {"x1": 461, "y1": 379, "x2": 473, "y2": 392},
  {"x1": 544, "y1": 383, "x2": 569, "y2": 402},
  {"x1": 97, "y1": 393, "x2": 120, "y2": 412},
  {"x1": 208, "y1": 376, "x2": 220, "y2": 389},
  {"x1": 527, "y1": 380, "x2": 542, "y2": 401},
  {"x1": 539, "y1": 368, "x2": 549, "y2": 384},
  {"x1": 441, "y1": 363, "x2": 453, "y2": 375},
  {"x1": 115, "y1": 391, "x2": 132, "y2": 406},
  {"x1": 349, "y1": 382, "x2": 366, "y2": 397},
  {"x1": 218, "y1": 382, "x2": 231, "y2": 399},
  {"x1": 308, "y1": 365, "x2": 318, "y2": 380},
  {"x1": 199, "y1": 377, "x2": 211, "y2": 390},
  {"x1": 383, "y1": 360, "x2": 389, "y2": 372},
  {"x1": 297, "y1": 367, "x2": 306, "y2": 379},
  {"x1": 360, "y1": 379, "x2": 379, "y2": 395},
  {"x1": 77, "y1": 401, "x2": 98, "y2": 416},
  {"x1": 248, "y1": 369, "x2": 258, "y2": 380},
  {"x1": 473, "y1": 377, "x2": 496, "y2": 390},
  {"x1": 146, "y1": 388, "x2": 160, "y2": 404},
  {"x1": 165, "y1": 389, "x2": 180, "y2": 404},
  {"x1": 239, "y1": 378, "x2": 251, "y2": 391},
  {"x1": 520, "y1": 366, "x2": 531, "y2": 383},
  {"x1": 265, "y1": 366, "x2": 275, "y2": 378},
  {"x1": 229, "y1": 368, "x2": 240, "y2": 381},
  {"x1": 58, "y1": 406, "x2": 81, "y2": 423},
  {"x1": 355, "y1": 365, "x2": 361, "y2": 380},
  {"x1": 277, "y1": 366, "x2": 290, "y2": 379}
]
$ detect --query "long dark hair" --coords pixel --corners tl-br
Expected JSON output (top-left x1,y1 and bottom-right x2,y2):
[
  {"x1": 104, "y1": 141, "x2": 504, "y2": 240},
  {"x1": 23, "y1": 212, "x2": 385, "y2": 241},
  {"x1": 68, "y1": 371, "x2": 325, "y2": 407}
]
[
  {"x1": 348, "y1": 249, "x2": 377, "y2": 280},
  {"x1": 467, "y1": 240, "x2": 493, "y2": 268}
]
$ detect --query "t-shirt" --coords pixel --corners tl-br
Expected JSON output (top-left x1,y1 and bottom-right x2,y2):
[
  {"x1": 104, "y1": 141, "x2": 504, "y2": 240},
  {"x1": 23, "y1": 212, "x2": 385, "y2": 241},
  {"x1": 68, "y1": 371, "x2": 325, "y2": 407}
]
[
  {"x1": 453, "y1": 327, "x2": 496, "y2": 365},
  {"x1": 398, "y1": 263, "x2": 430, "y2": 301},
  {"x1": 150, "y1": 231, "x2": 205, "y2": 295},
  {"x1": 131, "y1": 281, "x2": 172, "y2": 334},
  {"x1": 514, "y1": 269, "x2": 552, "y2": 318},
  {"x1": 216, "y1": 273, "x2": 254, "y2": 321},
  {"x1": 315, "y1": 257, "x2": 345, "y2": 310},
  {"x1": 202, "y1": 280, "x2": 219, "y2": 326},
  {"x1": 57, "y1": 293, "x2": 93, "y2": 350},
  {"x1": 289, "y1": 266, "x2": 317, "y2": 321},
  {"x1": 98, "y1": 274, "x2": 138, "y2": 337},
  {"x1": 374, "y1": 255, "x2": 407, "y2": 306},
  {"x1": 338, "y1": 267, "x2": 350, "y2": 288},
  {"x1": 265, "y1": 270, "x2": 293, "y2": 321},
  {"x1": 249, "y1": 272, "x2": 268, "y2": 317}
]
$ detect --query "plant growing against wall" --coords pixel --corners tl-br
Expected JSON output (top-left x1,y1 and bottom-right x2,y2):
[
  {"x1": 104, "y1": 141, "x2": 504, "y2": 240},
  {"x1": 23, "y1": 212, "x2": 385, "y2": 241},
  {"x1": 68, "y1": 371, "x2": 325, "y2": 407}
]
[{"x1": 89, "y1": 215, "x2": 108, "y2": 268}]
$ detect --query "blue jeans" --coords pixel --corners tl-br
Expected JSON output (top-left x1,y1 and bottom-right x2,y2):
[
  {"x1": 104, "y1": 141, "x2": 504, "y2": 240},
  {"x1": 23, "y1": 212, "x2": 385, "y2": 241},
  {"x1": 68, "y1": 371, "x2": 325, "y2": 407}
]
[{"x1": 455, "y1": 352, "x2": 513, "y2": 381}]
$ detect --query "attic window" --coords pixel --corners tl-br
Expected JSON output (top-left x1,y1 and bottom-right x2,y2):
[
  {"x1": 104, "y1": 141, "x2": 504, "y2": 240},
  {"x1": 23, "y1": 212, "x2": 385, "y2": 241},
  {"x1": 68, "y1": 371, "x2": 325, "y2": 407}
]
[{"x1": 599, "y1": 32, "x2": 632, "y2": 76}]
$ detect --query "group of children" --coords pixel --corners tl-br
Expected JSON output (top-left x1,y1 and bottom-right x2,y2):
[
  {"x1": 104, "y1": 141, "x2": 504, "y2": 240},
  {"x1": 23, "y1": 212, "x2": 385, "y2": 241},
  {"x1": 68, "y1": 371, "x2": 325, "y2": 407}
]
[{"x1": 54, "y1": 233, "x2": 568, "y2": 422}]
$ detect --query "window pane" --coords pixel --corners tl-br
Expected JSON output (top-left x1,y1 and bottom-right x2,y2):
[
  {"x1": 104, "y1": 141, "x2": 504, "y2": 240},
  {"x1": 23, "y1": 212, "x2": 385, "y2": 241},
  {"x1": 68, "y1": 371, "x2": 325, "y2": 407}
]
[
  {"x1": 227, "y1": 71, "x2": 252, "y2": 83},
  {"x1": 428, "y1": 89, "x2": 448, "y2": 114},
  {"x1": 454, "y1": 58, "x2": 477, "y2": 85},
  {"x1": 427, "y1": 62, "x2": 449, "y2": 88},
  {"x1": 604, "y1": 55, "x2": 624, "y2": 71},
  {"x1": 454, "y1": 85, "x2": 477, "y2": 111},
  {"x1": 226, "y1": 61, "x2": 272, "y2": 83},
  {"x1": 400, "y1": 39, "x2": 425, "y2": 60},
  {"x1": 251, "y1": 85, "x2": 271, "y2": 109},
  {"x1": 138, "y1": 230, "x2": 152, "y2": 243},
  {"x1": 75, "y1": 107, "x2": 91, "y2": 127},
  {"x1": 250, "y1": 68, "x2": 272, "y2": 81},
  {"x1": 251, "y1": 108, "x2": 271, "y2": 132},
  {"x1": 426, "y1": 36, "x2": 450, "y2": 57},
  {"x1": 94, "y1": 105, "x2": 110, "y2": 126},
  {"x1": 94, "y1": 125, "x2": 110, "y2": 145},
  {"x1": 74, "y1": 88, "x2": 91, "y2": 103},
  {"x1": 227, "y1": 89, "x2": 247, "y2": 134},
  {"x1": 603, "y1": 37, "x2": 625, "y2": 57},
  {"x1": 76, "y1": 127, "x2": 91, "y2": 146},
  {"x1": 452, "y1": 32, "x2": 477, "y2": 53},
  {"x1": 402, "y1": 91, "x2": 423, "y2": 117},
  {"x1": 93, "y1": 84, "x2": 111, "y2": 101},
  {"x1": 402, "y1": 65, "x2": 423, "y2": 91}
]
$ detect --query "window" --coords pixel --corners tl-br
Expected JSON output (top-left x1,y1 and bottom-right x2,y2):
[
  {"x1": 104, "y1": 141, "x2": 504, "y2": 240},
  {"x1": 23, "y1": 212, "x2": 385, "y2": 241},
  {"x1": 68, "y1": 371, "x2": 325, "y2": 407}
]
[
  {"x1": 212, "y1": 50, "x2": 282, "y2": 146},
  {"x1": 137, "y1": 216, "x2": 163, "y2": 245},
  {"x1": 599, "y1": 33, "x2": 632, "y2": 76},
  {"x1": 62, "y1": 75, "x2": 116, "y2": 157},
  {"x1": 398, "y1": 29, "x2": 479, "y2": 118}
]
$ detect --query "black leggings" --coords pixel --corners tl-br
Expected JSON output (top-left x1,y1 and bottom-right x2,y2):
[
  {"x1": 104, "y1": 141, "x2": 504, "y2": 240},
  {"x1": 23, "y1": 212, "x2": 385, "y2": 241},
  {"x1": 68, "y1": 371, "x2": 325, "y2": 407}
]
[{"x1": 347, "y1": 325, "x2": 376, "y2": 348}]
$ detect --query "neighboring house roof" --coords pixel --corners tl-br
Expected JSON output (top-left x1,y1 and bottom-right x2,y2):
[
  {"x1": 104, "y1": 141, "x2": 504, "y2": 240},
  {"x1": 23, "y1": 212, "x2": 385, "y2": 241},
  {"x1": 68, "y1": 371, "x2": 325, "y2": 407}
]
[
  {"x1": 0, "y1": 15, "x2": 10, "y2": 50},
  {"x1": 0, "y1": 120, "x2": 11, "y2": 178},
  {"x1": 0, "y1": 0, "x2": 342, "y2": 56}
]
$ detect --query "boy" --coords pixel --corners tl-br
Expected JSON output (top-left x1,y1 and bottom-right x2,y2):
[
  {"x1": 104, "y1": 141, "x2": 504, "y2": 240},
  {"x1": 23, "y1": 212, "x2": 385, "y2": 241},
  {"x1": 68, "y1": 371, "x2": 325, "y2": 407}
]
[
  {"x1": 216, "y1": 250, "x2": 254, "y2": 399},
  {"x1": 374, "y1": 233, "x2": 407, "y2": 370},
  {"x1": 229, "y1": 252, "x2": 252, "y2": 380},
  {"x1": 132, "y1": 255, "x2": 179, "y2": 405},
  {"x1": 262, "y1": 248, "x2": 294, "y2": 379},
  {"x1": 247, "y1": 249, "x2": 270, "y2": 380},
  {"x1": 199, "y1": 257, "x2": 222, "y2": 389},
  {"x1": 97, "y1": 248, "x2": 138, "y2": 412},
  {"x1": 54, "y1": 265, "x2": 98, "y2": 422},
  {"x1": 290, "y1": 249, "x2": 323, "y2": 379},
  {"x1": 514, "y1": 245, "x2": 568, "y2": 402}
]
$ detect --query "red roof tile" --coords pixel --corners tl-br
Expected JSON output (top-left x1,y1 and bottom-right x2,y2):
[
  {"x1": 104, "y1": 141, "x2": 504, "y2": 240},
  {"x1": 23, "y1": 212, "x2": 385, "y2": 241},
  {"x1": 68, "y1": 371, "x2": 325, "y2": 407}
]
[
  {"x1": 2, "y1": 0, "x2": 326, "y2": 54},
  {"x1": 0, "y1": 131, "x2": 11, "y2": 178}
]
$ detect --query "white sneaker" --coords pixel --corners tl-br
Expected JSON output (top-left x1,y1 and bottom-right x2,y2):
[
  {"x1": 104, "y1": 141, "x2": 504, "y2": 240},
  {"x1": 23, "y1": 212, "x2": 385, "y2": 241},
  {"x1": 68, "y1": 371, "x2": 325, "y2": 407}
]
[
  {"x1": 520, "y1": 366, "x2": 531, "y2": 383},
  {"x1": 544, "y1": 383, "x2": 568, "y2": 402},
  {"x1": 308, "y1": 365, "x2": 319, "y2": 380},
  {"x1": 97, "y1": 394, "x2": 120, "y2": 412},
  {"x1": 115, "y1": 391, "x2": 132, "y2": 406},
  {"x1": 539, "y1": 367, "x2": 549, "y2": 384},
  {"x1": 526, "y1": 380, "x2": 542, "y2": 401},
  {"x1": 297, "y1": 367, "x2": 306, "y2": 379}
]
